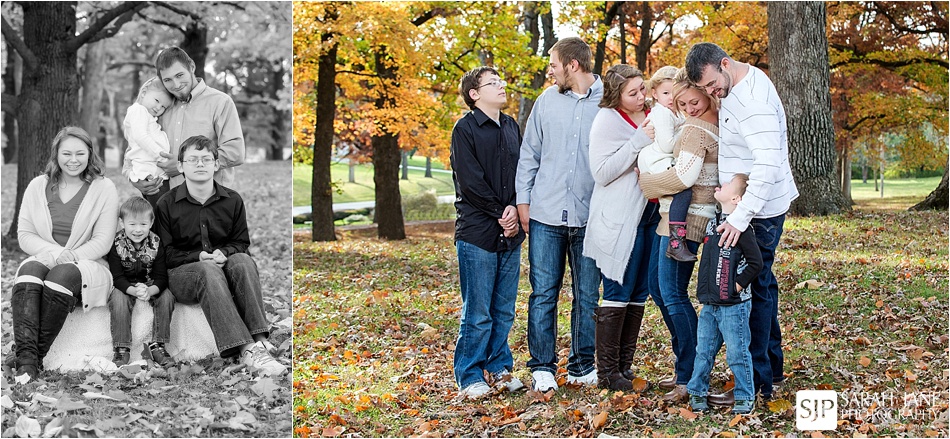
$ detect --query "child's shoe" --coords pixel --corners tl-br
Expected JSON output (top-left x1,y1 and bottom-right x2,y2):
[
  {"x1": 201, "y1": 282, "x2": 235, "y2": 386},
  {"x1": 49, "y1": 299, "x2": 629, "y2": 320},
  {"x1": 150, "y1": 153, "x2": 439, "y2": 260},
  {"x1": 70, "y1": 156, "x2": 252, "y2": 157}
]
[
  {"x1": 667, "y1": 222, "x2": 697, "y2": 262},
  {"x1": 689, "y1": 394, "x2": 709, "y2": 412},
  {"x1": 147, "y1": 342, "x2": 173, "y2": 367},
  {"x1": 732, "y1": 399, "x2": 755, "y2": 414},
  {"x1": 113, "y1": 347, "x2": 131, "y2": 366}
]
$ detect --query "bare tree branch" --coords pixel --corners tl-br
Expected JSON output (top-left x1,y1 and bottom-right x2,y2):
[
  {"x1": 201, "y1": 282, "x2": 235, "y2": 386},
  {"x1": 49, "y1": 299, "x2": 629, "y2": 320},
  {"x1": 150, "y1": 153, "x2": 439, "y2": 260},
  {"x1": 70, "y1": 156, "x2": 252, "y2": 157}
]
[
  {"x1": 337, "y1": 70, "x2": 379, "y2": 78},
  {"x1": 108, "y1": 60, "x2": 157, "y2": 71},
  {"x1": 67, "y1": 1, "x2": 149, "y2": 51},
  {"x1": 872, "y1": 1, "x2": 948, "y2": 36},
  {"x1": 134, "y1": 11, "x2": 186, "y2": 32},
  {"x1": 2, "y1": 93, "x2": 16, "y2": 115},
  {"x1": 152, "y1": 1, "x2": 203, "y2": 20},
  {"x1": 1, "y1": 16, "x2": 39, "y2": 74}
]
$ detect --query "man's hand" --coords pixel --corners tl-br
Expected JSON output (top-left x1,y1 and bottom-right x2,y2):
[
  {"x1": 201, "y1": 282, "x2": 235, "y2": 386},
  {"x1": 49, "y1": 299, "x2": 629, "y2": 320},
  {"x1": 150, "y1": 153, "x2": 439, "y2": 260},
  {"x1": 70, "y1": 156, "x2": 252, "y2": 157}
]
[
  {"x1": 212, "y1": 249, "x2": 228, "y2": 267},
  {"x1": 499, "y1": 205, "x2": 518, "y2": 229},
  {"x1": 131, "y1": 175, "x2": 165, "y2": 196},
  {"x1": 199, "y1": 251, "x2": 216, "y2": 262},
  {"x1": 157, "y1": 151, "x2": 177, "y2": 175},
  {"x1": 146, "y1": 285, "x2": 161, "y2": 298},
  {"x1": 516, "y1": 204, "x2": 530, "y2": 234},
  {"x1": 716, "y1": 221, "x2": 742, "y2": 248}
]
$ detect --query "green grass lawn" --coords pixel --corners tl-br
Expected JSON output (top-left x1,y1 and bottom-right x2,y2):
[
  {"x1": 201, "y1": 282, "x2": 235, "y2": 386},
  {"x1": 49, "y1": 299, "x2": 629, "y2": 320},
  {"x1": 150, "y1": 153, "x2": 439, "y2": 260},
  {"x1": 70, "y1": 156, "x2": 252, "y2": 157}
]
[
  {"x1": 851, "y1": 176, "x2": 941, "y2": 211},
  {"x1": 293, "y1": 162, "x2": 455, "y2": 206}
]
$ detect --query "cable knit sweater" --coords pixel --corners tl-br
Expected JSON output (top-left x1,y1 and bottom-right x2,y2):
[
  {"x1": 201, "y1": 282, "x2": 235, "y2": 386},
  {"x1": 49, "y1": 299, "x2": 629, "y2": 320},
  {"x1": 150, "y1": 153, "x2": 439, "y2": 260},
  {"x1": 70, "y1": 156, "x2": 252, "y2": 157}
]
[
  {"x1": 583, "y1": 108, "x2": 655, "y2": 282},
  {"x1": 17, "y1": 175, "x2": 119, "y2": 310},
  {"x1": 639, "y1": 116, "x2": 719, "y2": 243}
]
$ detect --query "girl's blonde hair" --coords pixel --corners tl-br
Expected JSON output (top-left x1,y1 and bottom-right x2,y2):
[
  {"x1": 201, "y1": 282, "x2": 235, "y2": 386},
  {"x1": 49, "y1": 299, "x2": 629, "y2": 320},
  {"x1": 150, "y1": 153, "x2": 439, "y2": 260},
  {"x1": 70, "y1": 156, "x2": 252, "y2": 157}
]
[
  {"x1": 648, "y1": 66, "x2": 680, "y2": 93},
  {"x1": 136, "y1": 76, "x2": 172, "y2": 103},
  {"x1": 671, "y1": 69, "x2": 719, "y2": 116}
]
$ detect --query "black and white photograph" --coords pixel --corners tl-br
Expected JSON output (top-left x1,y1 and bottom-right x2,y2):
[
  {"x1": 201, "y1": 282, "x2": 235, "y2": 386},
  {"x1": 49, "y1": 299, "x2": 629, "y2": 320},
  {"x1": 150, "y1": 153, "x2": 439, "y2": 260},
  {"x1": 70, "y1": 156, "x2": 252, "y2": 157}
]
[{"x1": 1, "y1": 2, "x2": 293, "y2": 437}]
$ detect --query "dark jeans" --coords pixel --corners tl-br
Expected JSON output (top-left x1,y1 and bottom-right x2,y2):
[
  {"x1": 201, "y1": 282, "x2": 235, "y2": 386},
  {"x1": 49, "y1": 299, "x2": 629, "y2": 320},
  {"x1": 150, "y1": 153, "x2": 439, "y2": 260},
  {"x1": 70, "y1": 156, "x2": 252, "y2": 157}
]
[
  {"x1": 167, "y1": 253, "x2": 269, "y2": 358},
  {"x1": 453, "y1": 240, "x2": 520, "y2": 388},
  {"x1": 748, "y1": 215, "x2": 786, "y2": 396},
  {"x1": 657, "y1": 235, "x2": 700, "y2": 385},
  {"x1": 640, "y1": 204, "x2": 679, "y2": 363},
  {"x1": 108, "y1": 287, "x2": 175, "y2": 348},
  {"x1": 526, "y1": 220, "x2": 601, "y2": 376},
  {"x1": 667, "y1": 188, "x2": 693, "y2": 223},
  {"x1": 602, "y1": 203, "x2": 661, "y2": 304}
]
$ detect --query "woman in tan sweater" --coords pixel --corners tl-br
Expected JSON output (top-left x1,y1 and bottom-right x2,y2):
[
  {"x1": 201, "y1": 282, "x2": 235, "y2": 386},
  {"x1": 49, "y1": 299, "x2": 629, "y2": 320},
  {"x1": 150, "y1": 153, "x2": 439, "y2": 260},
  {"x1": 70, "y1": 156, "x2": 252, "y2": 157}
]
[{"x1": 638, "y1": 72, "x2": 720, "y2": 402}]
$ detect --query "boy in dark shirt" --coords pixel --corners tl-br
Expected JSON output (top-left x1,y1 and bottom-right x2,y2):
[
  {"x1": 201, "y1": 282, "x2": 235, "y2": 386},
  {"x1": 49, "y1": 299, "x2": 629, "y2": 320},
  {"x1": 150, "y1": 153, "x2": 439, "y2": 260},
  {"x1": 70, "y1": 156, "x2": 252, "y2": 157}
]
[
  {"x1": 450, "y1": 66, "x2": 525, "y2": 400},
  {"x1": 156, "y1": 135, "x2": 285, "y2": 376},
  {"x1": 687, "y1": 173, "x2": 763, "y2": 414},
  {"x1": 108, "y1": 197, "x2": 175, "y2": 366}
]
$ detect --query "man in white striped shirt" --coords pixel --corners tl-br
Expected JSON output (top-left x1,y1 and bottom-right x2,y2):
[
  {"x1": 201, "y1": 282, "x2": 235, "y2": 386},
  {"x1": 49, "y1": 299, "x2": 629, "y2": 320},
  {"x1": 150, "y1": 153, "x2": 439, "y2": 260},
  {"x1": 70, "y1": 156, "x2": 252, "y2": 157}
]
[{"x1": 685, "y1": 42, "x2": 799, "y2": 405}]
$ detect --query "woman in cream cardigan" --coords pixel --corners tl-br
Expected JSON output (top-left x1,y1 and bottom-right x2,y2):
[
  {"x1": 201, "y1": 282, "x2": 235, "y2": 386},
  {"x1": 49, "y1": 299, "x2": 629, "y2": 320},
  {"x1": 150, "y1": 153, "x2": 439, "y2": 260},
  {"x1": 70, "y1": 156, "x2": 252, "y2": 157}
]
[
  {"x1": 11, "y1": 126, "x2": 119, "y2": 379},
  {"x1": 638, "y1": 71, "x2": 721, "y2": 402},
  {"x1": 583, "y1": 64, "x2": 660, "y2": 391}
]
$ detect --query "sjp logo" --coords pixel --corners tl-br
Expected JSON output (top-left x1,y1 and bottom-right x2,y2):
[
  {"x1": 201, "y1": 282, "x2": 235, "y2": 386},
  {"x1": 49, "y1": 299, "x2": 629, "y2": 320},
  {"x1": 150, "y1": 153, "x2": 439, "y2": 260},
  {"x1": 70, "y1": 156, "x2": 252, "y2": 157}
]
[{"x1": 796, "y1": 390, "x2": 838, "y2": 430}]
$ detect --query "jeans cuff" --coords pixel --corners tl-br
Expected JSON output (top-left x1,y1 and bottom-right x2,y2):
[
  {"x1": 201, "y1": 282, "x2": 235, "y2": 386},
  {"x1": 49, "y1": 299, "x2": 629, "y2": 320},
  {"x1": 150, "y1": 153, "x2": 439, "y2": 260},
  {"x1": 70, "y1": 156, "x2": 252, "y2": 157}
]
[
  {"x1": 530, "y1": 365, "x2": 557, "y2": 374},
  {"x1": 112, "y1": 342, "x2": 131, "y2": 348},
  {"x1": 568, "y1": 364, "x2": 595, "y2": 377}
]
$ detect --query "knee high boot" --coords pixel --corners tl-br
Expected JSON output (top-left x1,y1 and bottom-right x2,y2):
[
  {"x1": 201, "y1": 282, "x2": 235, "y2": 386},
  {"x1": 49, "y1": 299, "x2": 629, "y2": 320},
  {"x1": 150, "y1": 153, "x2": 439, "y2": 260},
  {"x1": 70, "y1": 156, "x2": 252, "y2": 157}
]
[
  {"x1": 595, "y1": 306, "x2": 633, "y2": 391},
  {"x1": 11, "y1": 282, "x2": 44, "y2": 377},
  {"x1": 619, "y1": 304, "x2": 651, "y2": 391},
  {"x1": 36, "y1": 286, "x2": 77, "y2": 364}
]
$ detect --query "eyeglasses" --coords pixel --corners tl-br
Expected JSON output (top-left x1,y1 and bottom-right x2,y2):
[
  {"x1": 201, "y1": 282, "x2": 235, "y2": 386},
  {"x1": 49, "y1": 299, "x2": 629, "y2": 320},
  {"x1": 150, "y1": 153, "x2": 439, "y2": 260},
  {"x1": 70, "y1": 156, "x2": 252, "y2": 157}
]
[
  {"x1": 181, "y1": 157, "x2": 216, "y2": 166},
  {"x1": 476, "y1": 79, "x2": 507, "y2": 90}
]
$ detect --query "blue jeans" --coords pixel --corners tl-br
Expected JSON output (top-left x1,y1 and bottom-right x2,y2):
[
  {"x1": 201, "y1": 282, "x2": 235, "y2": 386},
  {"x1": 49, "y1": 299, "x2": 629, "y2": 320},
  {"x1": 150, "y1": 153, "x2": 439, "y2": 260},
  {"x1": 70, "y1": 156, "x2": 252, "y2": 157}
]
[
  {"x1": 109, "y1": 287, "x2": 176, "y2": 347},
  {"x1": 748, "y1": 215, "x2": 786, "y2": 396},
  {"x1": 453, "y1": 240, "x2": 521, "y2": 388},
  {"x1": 526, "y1": 220, "x2": 601, "y2": 376},
  {"x1": 640, "y1": 204, "x2": 679, "y2": 363},
  {"x1": 657, "y1": 235, "x2": 700, "y2": 385},
  {"x1": 687, "y1": 301, "x2": 754, "y2": 401},
  {"x1": 601, "y1": 204, "x2": 658, "y2": 304},
  {"x1": 167, "y1": 253, "x2": 269, "y2": 358}
]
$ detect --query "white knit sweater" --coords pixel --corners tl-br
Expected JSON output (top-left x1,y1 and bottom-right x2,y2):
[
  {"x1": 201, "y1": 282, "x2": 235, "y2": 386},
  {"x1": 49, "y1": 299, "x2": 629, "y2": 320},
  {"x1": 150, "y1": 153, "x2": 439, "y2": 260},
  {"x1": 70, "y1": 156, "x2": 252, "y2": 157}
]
[{"x1": 583, "y1": 108, "x2": 655, "y2": 283}]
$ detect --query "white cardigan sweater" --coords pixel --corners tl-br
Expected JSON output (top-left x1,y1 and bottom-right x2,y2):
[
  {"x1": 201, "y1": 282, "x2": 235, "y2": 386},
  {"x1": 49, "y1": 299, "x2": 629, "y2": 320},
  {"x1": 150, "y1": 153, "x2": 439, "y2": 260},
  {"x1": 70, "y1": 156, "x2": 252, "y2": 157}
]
[
  {"x1": 583, "y1": 108, "x2": 655, "y2": 283},
  {"x1": 17, "y1": 175, "x2": 119, "y2": 310}
]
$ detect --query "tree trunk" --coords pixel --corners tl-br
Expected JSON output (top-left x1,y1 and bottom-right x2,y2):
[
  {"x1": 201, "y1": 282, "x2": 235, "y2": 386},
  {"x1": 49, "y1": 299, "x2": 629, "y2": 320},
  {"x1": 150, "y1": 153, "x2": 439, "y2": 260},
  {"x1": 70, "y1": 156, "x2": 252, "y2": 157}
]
[
  {"x1": 373, "y1": 47, "x2": 406, "y2": 240},
  {"x1": 401, "y1": 150, "x2": 409, "y2": 180},
  {"x1": 593, "y1": 2, "x2": 621, "y2": 77},
  {"x1": 348, "y1": 159, "x2": 356, "y2": 183},
  {"x1": 769, "y1": 1, "x2": 846, "y2": 216},
  {"x1": 79, "y1": 40, "x2": 106, "y2": 143},
  {"x1": 618, "y1": 4, "x2": 626, "y2": 63},
  {"x1": 180, "y1": 20, "x2": 209, "y2": 79},
  {"x1": 911, "y1": 162, "x2": 949, "y2": 210},
  {"x1": 311, "y1": 36, "x2": 338, "y2": 242},
  {"x1": 425, "y1": 156, "x2": 432, "y2": 178},
  {"x1": 633, "y1": 1, "x2": 653, "y2": 72},
  {"x1": 8, "y1": 2, "x2": 83, "y2": 242},
  {"x1": 839, "y1": 146, "x2": 853, "y2": 207},
  {"x1": 271, "y1": 61, "x2": 290, "y2": 160},
  {"x1": 518, "y1": 2, "x2": 556, "y2": 134},
  {"x1": 3, "y1": 49, "x2": 21, "y2": 164}
]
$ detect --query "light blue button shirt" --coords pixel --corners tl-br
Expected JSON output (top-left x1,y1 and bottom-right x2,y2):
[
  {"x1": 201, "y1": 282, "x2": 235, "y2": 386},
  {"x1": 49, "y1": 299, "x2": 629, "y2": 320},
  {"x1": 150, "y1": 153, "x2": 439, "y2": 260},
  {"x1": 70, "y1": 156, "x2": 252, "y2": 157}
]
[{"x1": 516, "y1": 77, "x2": 603, "y2": 227}]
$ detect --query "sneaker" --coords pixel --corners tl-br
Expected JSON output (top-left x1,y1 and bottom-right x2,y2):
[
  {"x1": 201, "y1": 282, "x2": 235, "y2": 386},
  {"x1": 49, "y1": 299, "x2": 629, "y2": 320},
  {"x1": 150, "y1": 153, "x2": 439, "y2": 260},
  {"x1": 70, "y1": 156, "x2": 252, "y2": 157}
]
[
  {"x1": 241, "y1": 341, "x2": 287, "y2": 376},
  {"x1": 460, "y1": 381, "x2": 492, "y2": 400},
  {"x1": 689, "y1": 394, "x2": 709, "y2": 412},
  {"x1": 148, "y1": 342, "x2": 174, "y2": 367},
  {"x1": 566, "y1": 369, "x2": 597, "y2": 386},
  {"x1": 113, "y1": 347, "x2": 131, "y2": 366},
  {"x1": 532, "y1": 370, "x2": 558, "y2": 392},
  {"x1": 491, "y1": 370, "x2": 525, "y2": 392},
  {"x1": 733, "y1": 399, "x2": 755, "y2": 414}
]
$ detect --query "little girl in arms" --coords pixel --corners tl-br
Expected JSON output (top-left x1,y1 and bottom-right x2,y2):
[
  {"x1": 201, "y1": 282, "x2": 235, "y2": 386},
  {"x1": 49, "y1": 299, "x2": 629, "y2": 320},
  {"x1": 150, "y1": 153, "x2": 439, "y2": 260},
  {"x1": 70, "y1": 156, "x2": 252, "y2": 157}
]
[
  {"x1": 638, "y1": 66, "x2": 695, "y2": 262},
  {"x1": 123, "y1": 77, "x2": 173, "y2": 203}
]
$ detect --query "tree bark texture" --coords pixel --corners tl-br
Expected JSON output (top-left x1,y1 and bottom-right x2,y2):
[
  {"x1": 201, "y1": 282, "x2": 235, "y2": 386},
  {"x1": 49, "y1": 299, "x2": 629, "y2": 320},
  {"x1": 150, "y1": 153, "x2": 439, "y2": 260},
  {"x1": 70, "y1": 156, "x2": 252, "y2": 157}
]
[
  {"x1": 911, "y1": 162, "x2": 949, "y2": 211},
  {"x1": 311, "y1": 37, "x2": 338, "y2": 242},
  {"x1": 3, "y1": 49, "x2": 20, "y2": 164},
  {"x1": 768, "y1": 1, "x2": 847, "y2": 216},
  {"x1": 633, "y1": 1, "x2": 653, "y2": 72},
  {"x1": 518, "y1": 3, "x2": 555, "y2": 134},
  {"x1": 373, "y1": 47, "x2": 406, "y2": 240},
  {"x1": 180, "y1": 20, "x2": 208, "y2": 79},
  {"x1": 593, "y1": 2, "x2": 621, "y2": 77},
  {"x1": 8, "y1": 2, "x2": 83, "y2": 241},
  {"x1": 79, "y1": 40, "x2": 106, "y2": 141}
]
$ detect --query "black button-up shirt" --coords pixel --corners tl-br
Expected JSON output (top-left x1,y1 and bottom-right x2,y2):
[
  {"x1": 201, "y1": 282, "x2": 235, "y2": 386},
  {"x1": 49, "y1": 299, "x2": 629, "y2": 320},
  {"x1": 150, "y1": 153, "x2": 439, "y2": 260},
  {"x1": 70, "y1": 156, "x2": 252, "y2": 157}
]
[
  {"x1": 450, "y1": 108, "x2": 525, "y2": 253},
  {"x1": 156, "y1": 182, "x2": 250, "y2": 269}
]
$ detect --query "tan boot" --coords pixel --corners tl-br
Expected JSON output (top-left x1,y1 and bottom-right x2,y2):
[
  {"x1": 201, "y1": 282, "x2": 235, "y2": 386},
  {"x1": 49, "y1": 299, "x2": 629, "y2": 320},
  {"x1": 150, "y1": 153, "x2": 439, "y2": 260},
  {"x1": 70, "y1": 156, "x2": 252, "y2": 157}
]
[
  {"x1": 708, "y1": 389, "x2": 735, "y2": 406},
  {"x1": 662, "y1": 384, "x2": 689, "y2": 403},
  {"x1": 657, "y1": 374, "x2": 677, "y2": 391}
]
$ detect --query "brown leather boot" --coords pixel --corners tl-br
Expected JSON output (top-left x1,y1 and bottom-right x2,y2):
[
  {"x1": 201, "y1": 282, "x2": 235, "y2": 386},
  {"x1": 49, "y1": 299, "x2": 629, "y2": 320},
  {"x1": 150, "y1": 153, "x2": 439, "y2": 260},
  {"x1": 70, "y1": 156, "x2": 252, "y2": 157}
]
[
  {"x1": 666, "y1": 222, "x2": 697, "y2": 262},
  {"x1": 595, "y1": 307, "x2": 633, "y2": 391},
  {"x1": 657, "y1": 374, "x2": 677, "y2": 391},
  {"x1": 662, "y1": 384, "x2": 689, "y2": 403},
  {"x1": 617, "y1": 304, "x2": 651, "y2": 391},
  {"x1": 708, "y1": 389, "x2": 735, "y2": 406}
]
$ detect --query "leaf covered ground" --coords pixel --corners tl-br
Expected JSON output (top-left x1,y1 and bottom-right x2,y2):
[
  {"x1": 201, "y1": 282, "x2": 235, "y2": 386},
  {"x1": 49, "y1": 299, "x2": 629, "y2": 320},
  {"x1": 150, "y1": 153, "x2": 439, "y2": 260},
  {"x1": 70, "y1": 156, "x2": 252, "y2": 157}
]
[
  {"x1": 293, "y1": 206, "x2": 949, "y2": 438},
  {"x1": 1, "y1": 162, "x2": 293, "y2": 437}
]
